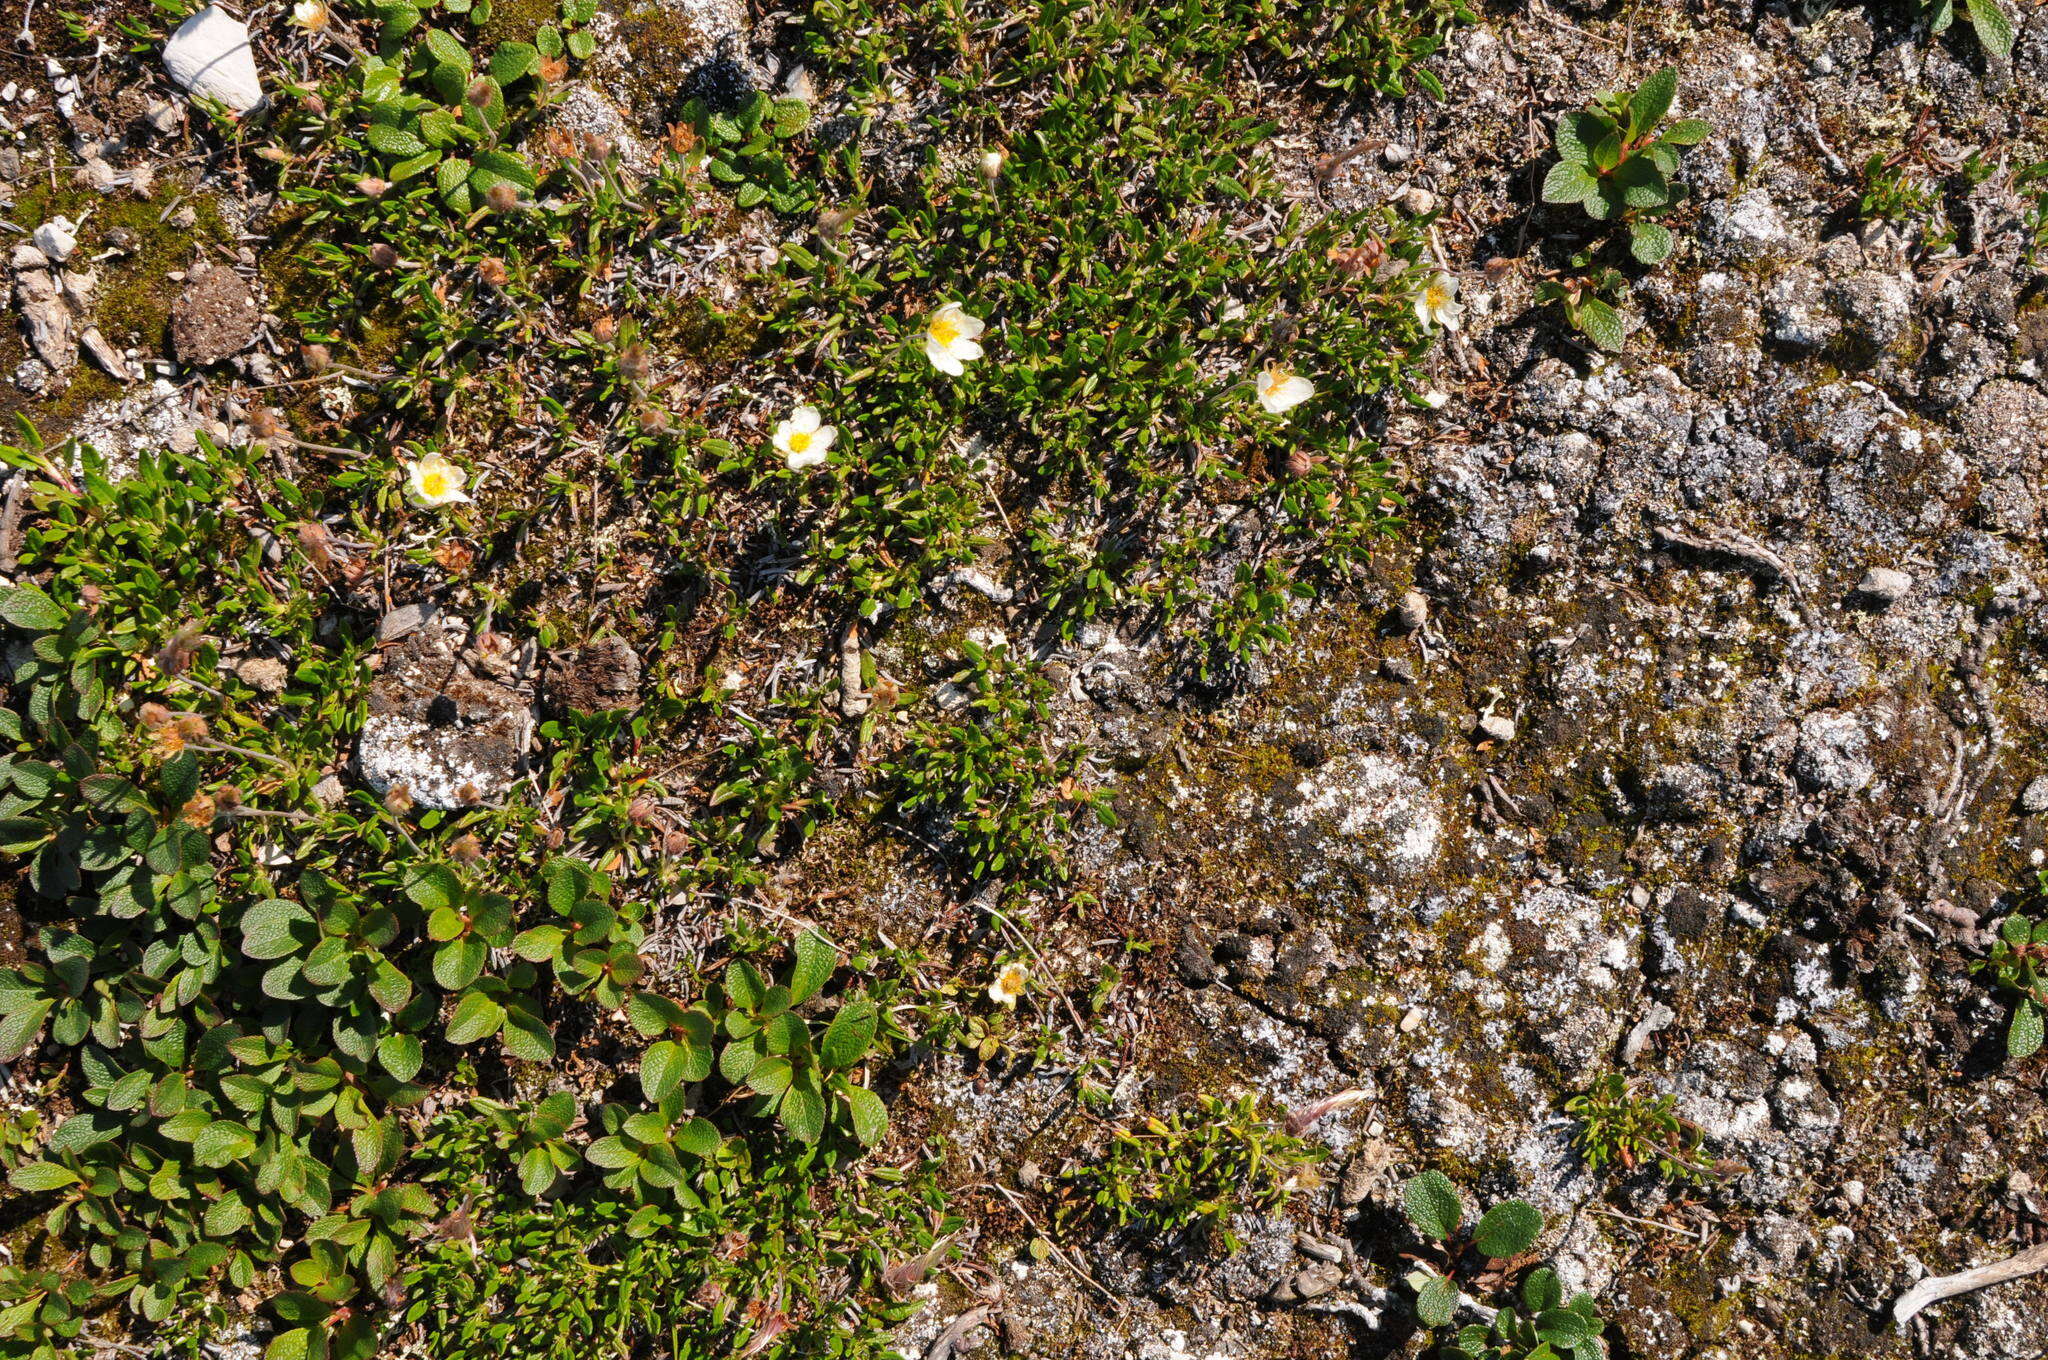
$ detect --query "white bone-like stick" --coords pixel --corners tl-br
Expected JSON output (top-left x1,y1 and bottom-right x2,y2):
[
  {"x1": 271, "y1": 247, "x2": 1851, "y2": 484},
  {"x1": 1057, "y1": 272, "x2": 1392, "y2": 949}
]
[{"x1": 1893, "y1": 1242, "x2": 2048, "y2": 1325}]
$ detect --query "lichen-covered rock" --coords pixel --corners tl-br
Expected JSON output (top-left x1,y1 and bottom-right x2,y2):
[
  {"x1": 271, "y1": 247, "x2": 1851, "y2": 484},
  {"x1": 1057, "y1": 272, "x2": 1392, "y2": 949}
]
[{"x1": 357, "y1": 621, "x2": 531, "y2": 809}]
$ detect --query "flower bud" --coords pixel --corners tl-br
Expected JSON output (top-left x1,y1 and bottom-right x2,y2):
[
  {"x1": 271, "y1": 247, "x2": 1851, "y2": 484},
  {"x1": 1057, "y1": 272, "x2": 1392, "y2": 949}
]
[{"x1": 980, "y1": 148, "x2": 1005, "y2": 182}]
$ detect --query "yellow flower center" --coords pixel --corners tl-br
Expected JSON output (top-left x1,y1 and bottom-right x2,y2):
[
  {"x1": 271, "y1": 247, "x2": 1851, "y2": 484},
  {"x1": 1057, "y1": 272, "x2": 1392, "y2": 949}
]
[
  {"x1": 787, "y1": 429, "x2": 813, "y2": 453},
  {"x1": 1425, "y1": 285, "x2": 1449, "y2": 311},
  {"x1": 929, "y1": 314, "x2": 960, "y2": 346},
  {"x1": 420, "y1": 470, "x2": 448, "y2": 497}
]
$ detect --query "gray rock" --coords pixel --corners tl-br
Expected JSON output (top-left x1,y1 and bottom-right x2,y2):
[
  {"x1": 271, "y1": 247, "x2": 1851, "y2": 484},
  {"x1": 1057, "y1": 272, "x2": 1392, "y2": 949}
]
[
  {"x1": 1793, "y1": 711, "x2": 1875, "y2": 794},
  {"x1": 1763, "y1": 266, "x2": 1839, "y2": 352},
  {"x1": 2022, "y1": 776, "x2": 2048, "y2": 813},
  {"x1": 1701, "y1": 189, "x2": 1798, "y2": 265},
  {"x1": 1829, "y1": 270, "x2": 1915, "y2": 353}
]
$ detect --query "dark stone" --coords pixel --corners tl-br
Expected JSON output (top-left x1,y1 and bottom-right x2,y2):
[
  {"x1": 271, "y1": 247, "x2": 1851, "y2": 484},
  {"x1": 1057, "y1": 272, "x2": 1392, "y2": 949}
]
[
  {"x1": 426, "y1": 694, "x2": 458, "y2": 727},
  {"x1": 542, "y1": 636, "x2": 642, "y2": 715},
  {"x1": 1173, "y1": 936, "x2": 1215, "y2": 987}
]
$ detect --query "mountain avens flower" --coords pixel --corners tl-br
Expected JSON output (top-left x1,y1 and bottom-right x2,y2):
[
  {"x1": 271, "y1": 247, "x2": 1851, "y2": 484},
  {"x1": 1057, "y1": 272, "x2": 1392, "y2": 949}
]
[
  {"x1": 1415, "y1": 273, "x2": 1464, "y2": 332},
  {"x1": 988, "y1": 961, "x2": 1028, "y2": 1007},
  {"x1": 1255, "y1": 361, "x2": 1315, "y2": 415},
  {"x1": 924, "y1": 301, "x2": 986, "y2": 376},
  {"x1": 404, "y1": 455, "x2": 471, "y2": 508},
  {"x1": 772, "y1": 404, "x2": 838, "y2": 470}
]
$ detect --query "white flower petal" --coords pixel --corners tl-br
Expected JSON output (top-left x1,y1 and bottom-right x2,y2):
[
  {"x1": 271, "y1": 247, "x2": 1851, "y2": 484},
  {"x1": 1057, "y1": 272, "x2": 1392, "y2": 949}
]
[{"x1": 790, "y1": 404, "x2": 821, "y2": 434}]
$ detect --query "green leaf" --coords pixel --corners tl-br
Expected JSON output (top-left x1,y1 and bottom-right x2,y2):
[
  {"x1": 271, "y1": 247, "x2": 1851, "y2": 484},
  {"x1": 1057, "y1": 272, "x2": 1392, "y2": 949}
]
[
  {"x1": 1523, "y1": 1266, "x2": 1564, "y2": 1312},
  {"x1": 771, "y1": 97, "x2": 809, "y2": 138},
  {"x1": 1612, "y1": 156, "x2": 1671, "y2": 209},
  {"x1": 475, "y1": 147, "x2": 538, "y2": 191},
  {"x1": 1473, "y1": 1200, "x2": 1543, "y2": 1258},
  {"x1": 1575, "y1": 297, "x2": 1627, "y2": 353},
  {"x1": 1553, "y1": 112, "x2": 1598, "y2": 167},
  {"x1": 1658, "y1": 118, "x2": 1711, "y2": 146},
  {"x1": 0, "y1": 1000, "x2": 50, "y2": 1060},
  {"x1": 1542, "y1": 161, "x2": 1597, "y2": 205},
  {"x1": 672, "y1": 1116, "x2": 720, "y2": 1159},
  {"x1": 819, "y1": 998, "x2": 877, "y2": 1069},
  {"x1": 1402, "y1": 1170, "x2": 1464, "y2": 1241},
  {"x1": 1629, "y1": 221, "x2": 1674, "y2": 265},
  {"x1": 725, "y1": 960, "x2": 767, "y2": 1011},
  {"x1": 1627, "y1": 67, "x2": 1677, "y2": 135},
  {"x1": 0, "y1": 583, "x2": 67, "y2": 632},
  {"x1": 746, "y1": 1054, "x2": 793, "y2": 1097},
  {"x1": 780, "y1": 1076, "x2": 826, "y2": 1142},
  {"x1": 1414, "y1": 1272, "x2": 1459, "y2": 1328},
  {"x1": 1966, "y1": 0, "x2": 2016, "y2": 58},
  {"x1": 46, "y1": 1109, "x2": 124, "y2": 1153},
  {"x1": 642, "y1": 1039, "x2": 687, "y2": 1102},
  {"x1": 2011, "y1": 998, "x2": 2044, "y2": 1060},
  {"x1": 787, "y1": 931, "x2": 835, "y2": 1005},
  {"x1": 845, "y1": 1085, "x2": 887, "y2": 1147},
  {"x1": 162, "y1": 750, "x2": 199, "y2": 809},
  {"x1": 2003, "y1": 915, "x2": 2034, "y2": 946},
  {"x1": 433, "y1": 936, "x2": 487, "y2": 991},
  {"x1": 8, "y1": 1160, "x2": 79, "y2": 1191},
  {"x1": 583, "y1": 1136, "x2": 632, "y2": 1169},
  {"x1": 490, "y1": 39, "x2": 538, "y2": 82},
  {"x1": 405, "y1": 865, "x2": 460, "y2": 912},
  {"x1": 265, "y1": 1329, "x2": 314, "y2": 1360},
  {"x1": 377, "y1": 1031, "x2": 424, "y2": 1082},
  {"x1": 365, "y1": 124, "x2": 428, "y2": 158},
  {"x1": 501, "y1": 1009, "x2": 555, "y2": 1062},
  {"x1": 423, "y1": 27, "x2": 473, "y2": 71},
  {"x1": 530, "y1": 1090, "x2": 577, "y2": 1139},
  {"x1": 445, "y1": 991, "x2": 505, "y2": 1045},
  {"x1": 1537, "y1": 1307, "x2": 1596, "y2": 1347},
  {"x1": 193, "y1": 1119, "x2": 257, "y2": 1167}
]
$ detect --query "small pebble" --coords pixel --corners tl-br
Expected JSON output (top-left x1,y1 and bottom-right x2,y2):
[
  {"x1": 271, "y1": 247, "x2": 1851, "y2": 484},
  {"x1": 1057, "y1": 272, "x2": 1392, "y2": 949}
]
[
  {"x1": 2023, "y1": 776, "x2": 2048, "y2": 814},
  {"x1": 1394, "y1": 589, "x2": 1429, "y2": 632},
  {"x1": 1398, "y1": 186, "x2": 1437, "y2": 216},
  {"x1": 1475, "y1": 713, "x2": 1516, "y2": 744},
  {"x1": 1852, "y1": 566, "x2": 1912, "y2": 606}
]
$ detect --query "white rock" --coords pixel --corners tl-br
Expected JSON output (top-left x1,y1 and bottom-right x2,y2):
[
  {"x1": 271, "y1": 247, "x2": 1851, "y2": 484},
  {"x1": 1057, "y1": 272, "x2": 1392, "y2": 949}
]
[
  {"x1": 163, "y1": 6, "x2": 264, "y2": 113},
  {"x1": 31, "y1": 216, "x2": 76, "y2": 263}
]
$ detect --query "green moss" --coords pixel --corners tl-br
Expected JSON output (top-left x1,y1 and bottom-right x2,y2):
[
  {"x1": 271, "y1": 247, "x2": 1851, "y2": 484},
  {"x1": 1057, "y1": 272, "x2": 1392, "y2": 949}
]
[
  {"x1": 479, "y1": 0, "x2": 565, "y2": 50},
  {"x1": 0, "y1": 177, "x2": 229, "y2": 435}
]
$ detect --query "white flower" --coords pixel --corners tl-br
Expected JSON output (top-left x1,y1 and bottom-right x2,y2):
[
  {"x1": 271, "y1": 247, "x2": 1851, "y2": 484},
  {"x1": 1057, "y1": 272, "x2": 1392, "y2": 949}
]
[
  {"x1": 290, "y1": 0, "x2": 330, "y2": 29},
  {"x1": 1414, "y1": 273, "x2": 1464, "y2": 332},
  {"x1": 988, "y1": 961, "x2": 1028, "y2": 1008},
  {"x1": 404, "y1": 454, "x2": 471, "y2": 508},
  {"x1": 772, "y1": 404, "x2": 838, "y2": 470},
  {"x1": 1420, "y1": 389, "x2": 1449, "y2": 409},
  {"x1": 1255, "y1": 361, "x2": 1315, "y2": 415},
  {"x1": 924, "y1": 301, "x2": 986, "y2": 376}
]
